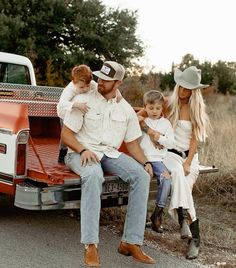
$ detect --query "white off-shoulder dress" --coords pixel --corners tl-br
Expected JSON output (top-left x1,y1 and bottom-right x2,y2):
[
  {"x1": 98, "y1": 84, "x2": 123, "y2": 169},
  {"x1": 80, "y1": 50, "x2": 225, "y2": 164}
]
[{"x1": 163, "y1": 120, "x2": 199, "y2": 222}]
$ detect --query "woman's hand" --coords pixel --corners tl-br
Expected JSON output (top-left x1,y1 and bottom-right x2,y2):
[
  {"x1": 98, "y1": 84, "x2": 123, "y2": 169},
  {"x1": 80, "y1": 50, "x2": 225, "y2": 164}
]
[
  {"x1": 183, "y1": 161, "x2": 191, "y2": 176},
  {"x1": 80, "y1": 150, "x2": 100, "y2": 166},
  {"x1": 116, "y1": 89, "x2": 123, "y2": 102},
  {"x1": 147, "y1": 129, "x2": 164, "y2": 149},
  {"x1": 147, "y1": 128, "x2": 157, "y2": 143},
  {"x1": 138, "y1": 115, "x2": 145, "y2": 122}
]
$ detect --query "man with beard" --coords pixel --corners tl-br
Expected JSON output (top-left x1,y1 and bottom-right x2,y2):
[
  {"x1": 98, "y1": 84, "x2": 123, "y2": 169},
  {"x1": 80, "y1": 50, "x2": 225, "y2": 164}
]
[{"x1": 61, "y1": 61, "x2": 156, "y2": 267}]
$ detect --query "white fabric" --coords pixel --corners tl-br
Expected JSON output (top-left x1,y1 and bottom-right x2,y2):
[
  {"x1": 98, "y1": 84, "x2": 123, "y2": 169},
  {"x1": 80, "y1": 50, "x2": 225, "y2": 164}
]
[
  {"x1": 163, "y1": 120, "x2": 199, "y2": 222},
  {"x1": 57, "y1": 80, "x2": 97, "y2": 119},
  {"x1": 63, "y1": 89, "x2": 142, "y2": 160},
  {"x1": 174, "y1": 120, "x2": 192, "y2": 151},
  {"x1": 140, "y1": 117, "x2": 175, "y2": 162}
]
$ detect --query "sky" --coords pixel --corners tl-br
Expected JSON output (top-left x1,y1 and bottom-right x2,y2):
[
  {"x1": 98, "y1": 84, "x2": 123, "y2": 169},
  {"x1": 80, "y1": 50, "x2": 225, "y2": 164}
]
[{"x1": 102, "y1": 0, "x2": 236, "y2": 72}]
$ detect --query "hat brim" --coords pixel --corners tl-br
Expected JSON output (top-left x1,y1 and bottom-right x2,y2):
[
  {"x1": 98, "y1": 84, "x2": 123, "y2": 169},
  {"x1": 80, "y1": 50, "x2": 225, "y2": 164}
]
[
  {"x1": 92, "y1": 71, "x2": 115, "y2": 81},
  {"x1": 174, "y1": 69, "x2": 208, "y2": 90}
]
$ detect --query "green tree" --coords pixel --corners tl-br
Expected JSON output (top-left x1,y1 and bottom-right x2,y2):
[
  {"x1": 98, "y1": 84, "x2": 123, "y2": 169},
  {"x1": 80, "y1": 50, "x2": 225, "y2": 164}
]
[
  {"x1": 0, "y1": 0, "x2": 144, "y2": 86},
  {"x1": 213, "y1": 61, "x2": 236, "y2": 94}
]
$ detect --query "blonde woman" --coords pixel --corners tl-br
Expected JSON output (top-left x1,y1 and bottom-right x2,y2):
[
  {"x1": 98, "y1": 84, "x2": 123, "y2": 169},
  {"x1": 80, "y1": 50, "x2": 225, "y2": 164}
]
[{"x1": 140, "y1": 66, "x2": 211, "y2": 259}]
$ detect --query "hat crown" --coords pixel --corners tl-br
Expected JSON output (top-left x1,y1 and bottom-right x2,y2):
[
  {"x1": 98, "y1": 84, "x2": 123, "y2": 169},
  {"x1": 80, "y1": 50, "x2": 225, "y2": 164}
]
[
  {"x1": 174, "y1": 66, "x2": 207, "y2": 90},
  {"x1": 93, "y1": 61, "x2": 125, "y2": 81},
  {"x1": 181, "y1": 66, "x2": 201, "y2": 85}
]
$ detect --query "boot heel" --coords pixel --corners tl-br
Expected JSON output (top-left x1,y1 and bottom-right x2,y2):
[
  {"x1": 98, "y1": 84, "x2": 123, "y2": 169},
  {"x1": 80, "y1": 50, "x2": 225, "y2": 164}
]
[
  {"x1": 118, "y1": 248, "x2": 131, "y2": 256},
  {"x1": 180, "y1": 220, "x2": 191, "y2": 239}
]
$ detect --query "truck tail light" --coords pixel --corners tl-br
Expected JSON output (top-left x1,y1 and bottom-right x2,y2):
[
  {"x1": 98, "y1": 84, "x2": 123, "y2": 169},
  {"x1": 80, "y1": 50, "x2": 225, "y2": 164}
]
[
  {"x1": 16, "y1": 144, "x2": 26, "y2": 175},
  {"x1": 16, "y1": 131, "x2": 29, "y2": 176}
]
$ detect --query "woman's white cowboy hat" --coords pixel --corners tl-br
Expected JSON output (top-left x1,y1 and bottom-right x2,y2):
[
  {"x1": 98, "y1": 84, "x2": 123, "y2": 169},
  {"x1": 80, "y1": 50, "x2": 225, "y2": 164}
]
[{"x1": 174, "y1": 66, "x2": 209, "y2": 89}]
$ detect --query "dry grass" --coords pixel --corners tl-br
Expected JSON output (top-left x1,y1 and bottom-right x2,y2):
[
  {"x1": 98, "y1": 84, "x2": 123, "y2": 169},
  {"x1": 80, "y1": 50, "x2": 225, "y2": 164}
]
[
  {"x1": 195, "y1": 94, "x2": 236, "y2": 213},
  {"x1": 199, "y1": 94, "x2": 236, "y2": 172}
]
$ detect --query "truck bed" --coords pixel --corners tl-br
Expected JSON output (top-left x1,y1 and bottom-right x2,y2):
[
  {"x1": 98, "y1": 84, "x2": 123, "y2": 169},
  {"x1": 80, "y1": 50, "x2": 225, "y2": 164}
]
[{"x1": 28, "y1": 137, "x2": 79, "y2": 184}]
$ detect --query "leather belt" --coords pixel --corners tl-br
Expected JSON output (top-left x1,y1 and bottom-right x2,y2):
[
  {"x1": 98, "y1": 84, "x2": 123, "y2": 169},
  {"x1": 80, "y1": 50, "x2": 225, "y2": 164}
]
[{"x1": 168, "y1": 149, "x2": 189, "y2": 159}]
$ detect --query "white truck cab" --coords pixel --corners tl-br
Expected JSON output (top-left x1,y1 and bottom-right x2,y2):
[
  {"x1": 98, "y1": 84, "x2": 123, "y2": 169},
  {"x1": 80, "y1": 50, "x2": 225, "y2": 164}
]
[{"x1": 0, "y1": 52, "x2": 36, "y2": 86}]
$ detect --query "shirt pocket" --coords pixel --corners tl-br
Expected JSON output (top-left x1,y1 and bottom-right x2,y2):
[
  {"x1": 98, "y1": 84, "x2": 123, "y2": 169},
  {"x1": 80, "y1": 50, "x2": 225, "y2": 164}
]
[
  {"x1": 110, "y1": 113, "x2": 127, "y2": 140},
  {"x1": 84, "y1": 112, "x2": 101, "y2": 131}
]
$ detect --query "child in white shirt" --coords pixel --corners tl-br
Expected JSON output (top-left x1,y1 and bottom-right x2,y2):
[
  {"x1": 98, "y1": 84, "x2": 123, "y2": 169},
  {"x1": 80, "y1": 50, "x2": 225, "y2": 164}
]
[
  {"x1": 57, "y1": 65, "x2": 97, "y2": 163},
  {"x1": 139, "y1": 90, "x2": 175, "y2": 233}
]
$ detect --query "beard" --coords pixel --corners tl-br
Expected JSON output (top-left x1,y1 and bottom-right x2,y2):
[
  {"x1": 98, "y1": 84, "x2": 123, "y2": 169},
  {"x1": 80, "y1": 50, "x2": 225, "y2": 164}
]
[{"x1": 98, "y1": 82, "x2": 116, "y2": 97}]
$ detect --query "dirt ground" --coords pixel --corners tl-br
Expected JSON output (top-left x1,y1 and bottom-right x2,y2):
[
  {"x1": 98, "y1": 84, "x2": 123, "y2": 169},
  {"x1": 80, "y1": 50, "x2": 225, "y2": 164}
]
[
  {"x1": 144, "y1": 197, "x2": 236, "y2": 268},
  {"x1": 100, "y1": 197, "x2": 236, "y2": 268}
]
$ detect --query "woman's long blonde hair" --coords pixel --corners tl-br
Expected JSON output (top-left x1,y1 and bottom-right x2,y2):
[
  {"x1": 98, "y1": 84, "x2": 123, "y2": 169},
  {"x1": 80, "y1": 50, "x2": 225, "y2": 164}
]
[{"x1": 167, "y1": 84, "x2": 211, "y2": 142}]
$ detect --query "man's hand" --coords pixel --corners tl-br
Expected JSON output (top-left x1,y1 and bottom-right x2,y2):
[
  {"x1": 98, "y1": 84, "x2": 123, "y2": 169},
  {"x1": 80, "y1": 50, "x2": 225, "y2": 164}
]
[
  {"x1": 80, "y1": 150, "x2": 100, "y2": 166},
  {"x1": 144, "y1": 163, "x2": 153, "y2": 178},
  {"x1": 73, "y1": 102, "x2": 90, "y2": 114}
]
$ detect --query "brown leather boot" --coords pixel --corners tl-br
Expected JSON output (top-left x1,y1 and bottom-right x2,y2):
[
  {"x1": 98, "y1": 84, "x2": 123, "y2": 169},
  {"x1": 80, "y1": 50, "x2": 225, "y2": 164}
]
[
  {"x1": 150, "y1": 206, "x2": 164, "y2": 233},
  {"x1": 84, "y1": 244, "x2": 101, "y2": 267},
  {"x1": 118, "y1": 241, "x2": 156, "y2": 264}
]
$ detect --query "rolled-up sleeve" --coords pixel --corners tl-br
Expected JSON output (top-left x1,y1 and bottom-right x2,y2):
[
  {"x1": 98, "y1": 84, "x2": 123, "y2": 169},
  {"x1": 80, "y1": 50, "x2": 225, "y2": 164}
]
[
  {"x1": 63, "y1": 109, "x2": 83, "y2": 133},
  {"x1": 124, "y1": 110, "x2": 142, "y2": 143},
  {"x1": 57, "y1": 82, "x2": 77, "y2": 119}
]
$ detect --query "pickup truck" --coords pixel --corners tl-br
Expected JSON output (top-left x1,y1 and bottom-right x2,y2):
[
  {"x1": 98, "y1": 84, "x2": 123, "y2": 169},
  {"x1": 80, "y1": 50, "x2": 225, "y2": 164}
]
[{"x1": 0, "y1": 52, "x2": 218, "y2": 211}]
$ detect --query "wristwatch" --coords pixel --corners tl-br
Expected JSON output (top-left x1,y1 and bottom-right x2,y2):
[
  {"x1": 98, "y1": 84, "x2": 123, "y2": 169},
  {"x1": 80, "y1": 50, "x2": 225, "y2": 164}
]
[{"x1": 143, "y1": 125, "x2": 149, "y2": 133}]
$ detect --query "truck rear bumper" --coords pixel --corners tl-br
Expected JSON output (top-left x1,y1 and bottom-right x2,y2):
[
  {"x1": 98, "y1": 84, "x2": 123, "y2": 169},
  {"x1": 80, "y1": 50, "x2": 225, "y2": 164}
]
[{"x1": 14, "y1": 176, "x2": 129, "y2": 210}]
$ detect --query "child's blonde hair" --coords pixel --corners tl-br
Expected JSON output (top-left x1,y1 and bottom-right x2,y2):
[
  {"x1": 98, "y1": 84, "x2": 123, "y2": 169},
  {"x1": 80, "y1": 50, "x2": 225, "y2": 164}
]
[
  {"x1": 143, "y1": 90, "x2": 164, "y2": 106},
  {"x1": 167, "y1": 84, "x2": 211, "y2": 142},
  {"x1": 71, "y1": 65, "x2": 93, "y2": 84}
]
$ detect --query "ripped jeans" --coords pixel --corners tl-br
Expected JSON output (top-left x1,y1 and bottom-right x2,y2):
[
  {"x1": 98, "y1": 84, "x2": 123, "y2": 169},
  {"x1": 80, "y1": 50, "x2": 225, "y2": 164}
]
[{"x1": 152, "y1": 161, "x2": 171, "y2": 208}]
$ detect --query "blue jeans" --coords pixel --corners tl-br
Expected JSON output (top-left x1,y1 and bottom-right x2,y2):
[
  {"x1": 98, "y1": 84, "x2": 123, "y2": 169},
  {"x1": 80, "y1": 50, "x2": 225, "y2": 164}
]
[
  {"x1": 152, "y1": 161, "x2": 171, "y2": 208},
  {"x1": 65, "y1": 152, "x2": 150, "y2": 245}
]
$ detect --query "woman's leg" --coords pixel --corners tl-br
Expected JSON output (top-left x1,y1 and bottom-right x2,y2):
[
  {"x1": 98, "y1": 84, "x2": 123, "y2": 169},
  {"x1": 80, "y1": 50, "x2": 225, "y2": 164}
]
[
  {"x1": 163, "y1": 153, "x2": 197, "y2": 222},
  {"x1": 164, "y1": 153, "x2": 200, "y2": 259}
]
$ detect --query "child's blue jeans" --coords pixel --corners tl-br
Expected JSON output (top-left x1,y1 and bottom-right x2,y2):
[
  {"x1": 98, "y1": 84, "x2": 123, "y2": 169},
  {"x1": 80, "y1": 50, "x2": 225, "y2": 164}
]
[{"x1": 152, "y1": 161, "x2": 172, "y2": 208}]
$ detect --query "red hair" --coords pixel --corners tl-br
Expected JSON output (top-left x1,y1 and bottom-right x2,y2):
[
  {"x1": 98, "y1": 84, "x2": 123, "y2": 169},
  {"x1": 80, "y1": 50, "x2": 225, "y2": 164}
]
[{"x1": 71, "y1": 65, "x2": 93, "y2": 84}]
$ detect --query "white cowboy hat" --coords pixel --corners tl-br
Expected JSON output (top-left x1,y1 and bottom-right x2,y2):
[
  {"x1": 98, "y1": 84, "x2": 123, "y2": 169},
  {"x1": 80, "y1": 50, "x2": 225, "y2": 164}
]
[{"x1": 174, "y1": 66, "x2": 209, "y2": 89}]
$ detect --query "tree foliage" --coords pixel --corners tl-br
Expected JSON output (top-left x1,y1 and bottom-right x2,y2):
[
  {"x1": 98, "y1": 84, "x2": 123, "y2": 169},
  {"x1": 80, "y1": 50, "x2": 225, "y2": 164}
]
[{"x1": 0, "y1": 0, "x2": 144, "y2": 85}]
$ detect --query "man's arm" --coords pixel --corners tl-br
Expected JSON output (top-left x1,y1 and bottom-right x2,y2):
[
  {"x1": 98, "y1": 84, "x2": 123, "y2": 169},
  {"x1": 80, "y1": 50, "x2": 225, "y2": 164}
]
[
  {"x1": 61, "y1": 125, "x2": 99, "y2": 166},
  {"x1": 125, "y1": 139, "x2": 153, "y2": 177},
  {"x1": 61, "y1": 125, "x2": 84, "y2": 153}
]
